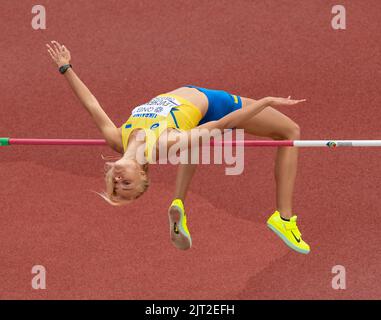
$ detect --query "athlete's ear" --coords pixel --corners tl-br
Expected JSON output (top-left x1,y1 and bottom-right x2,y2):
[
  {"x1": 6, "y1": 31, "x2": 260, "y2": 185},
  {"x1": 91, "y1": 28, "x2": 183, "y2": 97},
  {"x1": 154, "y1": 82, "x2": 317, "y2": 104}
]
[
  {"x1": 104, "y1": 162, "x2": 114, "y2": 174},
  {"x1": 139, "y1": 163, "x2": 149, "y2": 175}
]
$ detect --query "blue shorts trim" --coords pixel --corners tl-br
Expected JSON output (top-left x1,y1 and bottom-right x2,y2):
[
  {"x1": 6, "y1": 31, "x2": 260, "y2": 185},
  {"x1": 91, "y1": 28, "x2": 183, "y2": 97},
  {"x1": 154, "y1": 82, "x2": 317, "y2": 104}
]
[{"x1": 184, "y1": 85, "x2": 242, "y2": 125}]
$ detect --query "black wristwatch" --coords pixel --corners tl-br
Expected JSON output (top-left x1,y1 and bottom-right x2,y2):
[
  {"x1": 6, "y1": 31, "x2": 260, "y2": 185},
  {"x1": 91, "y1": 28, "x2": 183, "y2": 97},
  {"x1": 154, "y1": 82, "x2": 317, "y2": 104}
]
[{"x1": 59, "y1": 64, "x2": 72, "y2": 74}]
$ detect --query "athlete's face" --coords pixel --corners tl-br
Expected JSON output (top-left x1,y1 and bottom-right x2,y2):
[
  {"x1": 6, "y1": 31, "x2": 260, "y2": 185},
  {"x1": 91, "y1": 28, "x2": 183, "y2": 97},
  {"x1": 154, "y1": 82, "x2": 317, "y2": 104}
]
[{"x1": 110, "y1": 159, "x2": 144, "y2": 200}]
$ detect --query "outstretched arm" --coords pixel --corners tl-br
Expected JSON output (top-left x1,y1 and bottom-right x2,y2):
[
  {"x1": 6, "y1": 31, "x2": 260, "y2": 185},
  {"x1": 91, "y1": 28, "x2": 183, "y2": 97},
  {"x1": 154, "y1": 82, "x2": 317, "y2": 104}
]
[
  {"x1": 162, "y1": 96, "x2": 306, "y2": 155},
  {"x1": 198, "y1": 96, "x2": 306, "y2": 131},
  {"x1": 46, "y1": 40, "x2": 122, "y2": 152}
]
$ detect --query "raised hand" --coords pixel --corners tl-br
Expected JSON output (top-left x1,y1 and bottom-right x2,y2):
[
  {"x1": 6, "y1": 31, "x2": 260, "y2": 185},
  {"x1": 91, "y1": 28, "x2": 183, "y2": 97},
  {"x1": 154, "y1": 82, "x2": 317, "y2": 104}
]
[
  {"x1": 46, "y1": 40, "x2": 71, "y2": 67},
  {"x1": 267, "y1": 96, "x2": 306, "y2": 106}
]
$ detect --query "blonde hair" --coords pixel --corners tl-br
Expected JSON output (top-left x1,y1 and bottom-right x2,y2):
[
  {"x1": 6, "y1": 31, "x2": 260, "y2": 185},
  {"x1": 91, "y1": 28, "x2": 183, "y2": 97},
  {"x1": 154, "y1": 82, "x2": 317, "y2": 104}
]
[{"x1": 93, "y1": 154, "x2": 149, "y2": 206}]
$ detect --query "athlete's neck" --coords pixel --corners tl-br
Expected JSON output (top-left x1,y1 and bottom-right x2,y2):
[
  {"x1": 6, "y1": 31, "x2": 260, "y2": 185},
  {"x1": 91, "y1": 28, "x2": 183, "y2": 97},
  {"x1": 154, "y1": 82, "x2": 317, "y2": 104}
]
[{"x1": 123, "y1": 129, "x2": 146, "y2": 161}]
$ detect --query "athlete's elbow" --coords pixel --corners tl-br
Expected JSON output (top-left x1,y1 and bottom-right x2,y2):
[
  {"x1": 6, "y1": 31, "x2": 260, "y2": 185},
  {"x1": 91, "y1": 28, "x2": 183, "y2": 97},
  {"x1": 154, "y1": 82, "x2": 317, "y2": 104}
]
[{"x1": 86, "y1": 100, "x2": 100, "y2": 111}]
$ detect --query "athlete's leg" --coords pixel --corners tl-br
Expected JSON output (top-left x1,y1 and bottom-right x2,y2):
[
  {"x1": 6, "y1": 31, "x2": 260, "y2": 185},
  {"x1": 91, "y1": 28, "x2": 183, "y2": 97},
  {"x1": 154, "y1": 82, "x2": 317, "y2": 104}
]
[
  {"x1": 174, "y1": 163, "x2": 197, "y2": 203},
  {"x1": 168, "y1": 160, "x2": 196, "y2": 250},
  {"x1": 239, "y1": 97, "x2": 301, "y2": 219}
]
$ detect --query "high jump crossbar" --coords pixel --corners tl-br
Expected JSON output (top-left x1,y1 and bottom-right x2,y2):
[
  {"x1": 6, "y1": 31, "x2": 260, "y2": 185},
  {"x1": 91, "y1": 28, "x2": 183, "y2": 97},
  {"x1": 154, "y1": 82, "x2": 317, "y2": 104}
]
[{"x1": 1, "y1": 138, "x2": 381, "y2": 148}]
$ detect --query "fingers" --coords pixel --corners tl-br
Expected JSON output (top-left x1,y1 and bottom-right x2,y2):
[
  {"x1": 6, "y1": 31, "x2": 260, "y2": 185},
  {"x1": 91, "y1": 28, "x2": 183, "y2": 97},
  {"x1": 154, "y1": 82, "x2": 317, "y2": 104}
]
[
  {"x1": 46, "y1": 43, "x2": 56, "y2": 58},
  {"x1": 47, "y1": 49, "x2": 55, "y2": 60},
  {"x1": 278, "y1": 97, "x2": 306, "y2": 105},
  {"x1": 52, "y1": 40, "x2": 62, "y2": 47},
  {"x1": 271, "y1": 96, "x2": 306, "y2": 106},
  {"x1": 46, "y1": 40, "x2": 69, "y2": 55},
  {"x1": 287, "y1": 97, "x2": 306, "y2": 103},
  {"x1": 51, "y1": 40, "x2": 63, "y2": 54},
  {"x1": 51, "y1": 41, "x2": 60, "y2": 54},
  {"x1": 46, "y1": 43, "x2": 59, "y2": 57},
  {"x1": 290, "y1": 99, "x2": 306, "y2": 104},
  {"x1": 46, "y1": 40, "x2": 71, "y2": 67},
  {"x1": 46, "y1": 43, "x2": 54, "y2": 52}
]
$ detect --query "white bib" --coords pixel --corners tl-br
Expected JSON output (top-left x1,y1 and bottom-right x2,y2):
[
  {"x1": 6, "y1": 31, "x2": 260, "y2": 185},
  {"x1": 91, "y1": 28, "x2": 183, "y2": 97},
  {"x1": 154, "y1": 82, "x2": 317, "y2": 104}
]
[{"x1": 131, "y1": 96, "x2": 181, "y2": 118}]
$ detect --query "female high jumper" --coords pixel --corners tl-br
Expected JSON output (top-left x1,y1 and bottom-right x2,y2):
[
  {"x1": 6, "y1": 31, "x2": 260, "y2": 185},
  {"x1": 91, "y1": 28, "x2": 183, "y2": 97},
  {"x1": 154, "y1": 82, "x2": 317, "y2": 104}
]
[{"x1": 47, "y1": 40, "x2": 310, "y2": 254}]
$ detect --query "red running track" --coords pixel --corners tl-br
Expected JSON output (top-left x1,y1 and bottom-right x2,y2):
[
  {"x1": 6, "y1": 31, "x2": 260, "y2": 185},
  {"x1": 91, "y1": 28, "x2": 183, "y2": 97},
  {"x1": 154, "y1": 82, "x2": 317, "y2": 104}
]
[{"x1": 0, "y1": 0, "x2": 380, "y2": 299}]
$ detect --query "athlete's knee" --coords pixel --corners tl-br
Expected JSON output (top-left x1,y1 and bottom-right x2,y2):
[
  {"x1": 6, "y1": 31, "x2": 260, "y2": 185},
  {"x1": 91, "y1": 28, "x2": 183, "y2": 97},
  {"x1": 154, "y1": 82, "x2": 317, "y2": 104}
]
[
  {"x1": 273, "y1": 122, "x2": 301, "y2": 140},
  {"x1": 287, "y1": 123, "x2": 301, "y2": 140}
]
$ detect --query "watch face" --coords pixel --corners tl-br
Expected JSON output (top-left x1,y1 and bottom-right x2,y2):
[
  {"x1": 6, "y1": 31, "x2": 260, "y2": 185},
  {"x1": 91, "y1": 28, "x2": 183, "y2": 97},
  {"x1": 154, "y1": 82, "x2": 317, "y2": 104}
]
[{"x1": 60, "y1": 65, "x2": 69, "y2": 74}]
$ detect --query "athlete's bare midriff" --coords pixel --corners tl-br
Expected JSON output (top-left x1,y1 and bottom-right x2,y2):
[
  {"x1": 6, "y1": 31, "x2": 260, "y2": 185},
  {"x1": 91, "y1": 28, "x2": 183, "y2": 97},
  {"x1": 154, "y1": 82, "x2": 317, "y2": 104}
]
[{"x1": 164, "y1": 86, "x2": 209, "y2": 117}]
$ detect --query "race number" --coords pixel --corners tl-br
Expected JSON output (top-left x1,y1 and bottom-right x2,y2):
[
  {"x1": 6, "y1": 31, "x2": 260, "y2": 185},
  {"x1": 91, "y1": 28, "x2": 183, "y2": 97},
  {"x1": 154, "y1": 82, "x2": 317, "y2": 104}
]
[{"x1": 131, "y1": 96, "x2": 181, "y2": 118}]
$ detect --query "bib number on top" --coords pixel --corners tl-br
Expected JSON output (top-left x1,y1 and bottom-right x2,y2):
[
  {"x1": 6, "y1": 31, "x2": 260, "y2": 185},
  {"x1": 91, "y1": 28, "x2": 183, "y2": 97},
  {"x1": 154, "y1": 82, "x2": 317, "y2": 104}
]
[{"x1": 131, "y1": 96, "x2": 181, "y2": 118}]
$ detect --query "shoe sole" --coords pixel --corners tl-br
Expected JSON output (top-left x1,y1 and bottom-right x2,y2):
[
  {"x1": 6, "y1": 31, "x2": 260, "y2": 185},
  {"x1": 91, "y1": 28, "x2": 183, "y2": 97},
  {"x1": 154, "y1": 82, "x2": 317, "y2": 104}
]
[
  {"x1": 168, "y1": 205, "x2": 192, "y2": 250},
  {"x1": 267, "y1": 223, "x2": 310, "y2": 254}
]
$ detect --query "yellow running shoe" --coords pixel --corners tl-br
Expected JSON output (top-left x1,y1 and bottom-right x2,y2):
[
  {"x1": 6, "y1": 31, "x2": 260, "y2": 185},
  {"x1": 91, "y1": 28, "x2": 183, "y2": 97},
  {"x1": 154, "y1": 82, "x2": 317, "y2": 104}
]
[
  {"x1": 168, "y1": 199, "x2": 192, "y2": 250},
  {"x1": 267, "y1": 211, "x2": 310, "y2": 254}
]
